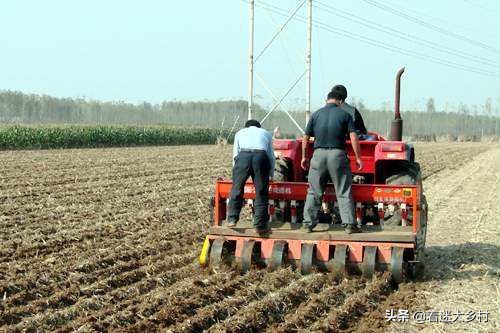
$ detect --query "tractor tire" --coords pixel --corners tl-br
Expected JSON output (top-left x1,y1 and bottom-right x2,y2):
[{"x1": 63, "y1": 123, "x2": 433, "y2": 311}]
[
  {"x1": 274, "y1": 157, "x2": 290, "y2": 222},
  {"x1": 415, "y1": 195, "x2": 428, "y2": 259},
  {"x1": 274, "y1": 157, "x2": 291, "y2": 181},
  {"x1": 385, "y1": 162, "x2": 423, "y2": 226},
  {"x1": 273, "y1": 157, "x2": 305, "y2": 223},
  {"x1": 385, "y1": 162, "x2": 422, "y2": 186}
]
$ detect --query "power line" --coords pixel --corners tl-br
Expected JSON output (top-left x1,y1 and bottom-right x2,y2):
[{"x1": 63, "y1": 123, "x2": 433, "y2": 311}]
[
  {"x1": 382, "y1": 0, "x2": 500, "y2": 39},
  {"x1": 254, "y1": 0, "x2": 305, "y2": 63},
  {"x1": 261, "y1": 3, "x2": 301, "y2": 77},
  {"x1": 383, "y1": 0, "x2": 500, "y2": 39},
  {"x1": 315, "y1": 0, "x2": 500, "y2": 69},
  {"x1": 360, "y1": 0, "x2": 500, "y2": 54},
  {"x1": 250, "y1": 1, "x2": 500, "y2": 78},
  {"x1": 462, "y1": 0, "x2": 500, "y2": 16}
]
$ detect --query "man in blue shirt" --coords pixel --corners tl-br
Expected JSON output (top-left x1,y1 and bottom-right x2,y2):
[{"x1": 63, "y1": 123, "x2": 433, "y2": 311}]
[{"x1": 228, "y1": 119, "x2": 275, "y2": 234}]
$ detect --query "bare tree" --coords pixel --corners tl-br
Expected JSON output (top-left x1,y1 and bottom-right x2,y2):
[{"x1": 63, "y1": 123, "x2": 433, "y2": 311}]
[
  {"x1": 426, "y1": 98, "x2": 436, "y2": 113},
  {"x1": 484, "y1": 98, "x2": 492, "y2": 115},
  {"x1": 1, "y1": 90, "x2": 499, "y2": 139}
]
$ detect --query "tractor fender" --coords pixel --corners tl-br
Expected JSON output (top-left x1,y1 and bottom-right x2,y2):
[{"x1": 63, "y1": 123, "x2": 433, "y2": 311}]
[{"x1": 374, "y1": 141, "x2": 413, "y2": 162}]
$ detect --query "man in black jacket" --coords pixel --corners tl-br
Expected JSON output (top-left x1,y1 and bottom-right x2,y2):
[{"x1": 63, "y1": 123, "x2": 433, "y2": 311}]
[
  {"x1": 329, "y1": 85, "x2": 368, "y2": 136},
  {"x1": 340, "y1": 102, "x2": 368, "y2": 136}
]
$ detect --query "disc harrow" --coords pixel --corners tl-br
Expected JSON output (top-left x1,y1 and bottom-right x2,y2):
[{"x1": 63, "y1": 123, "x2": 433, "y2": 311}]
[
  {"x1": 201, "y1": 232, "x2": 418, "y2": 281},
  {"x1": 200, "y1": 174, "x2": 426, "y2": 282}
]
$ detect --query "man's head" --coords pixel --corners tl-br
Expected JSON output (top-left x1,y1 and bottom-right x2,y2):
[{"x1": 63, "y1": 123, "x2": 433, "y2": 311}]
[
  {"x1": 245, "y1": 119, "x2": 261, "y2": 128},
  {"x1": 327, "y1": 85, "x2": 348, "y2": 104}
]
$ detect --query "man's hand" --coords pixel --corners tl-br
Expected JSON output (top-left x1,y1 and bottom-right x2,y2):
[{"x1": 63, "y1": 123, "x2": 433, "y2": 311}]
[
  {"x1": 301, "y1": 135, "x2": 310, "y2": 171},
  {"x1": 350, "y1": 132, "x2": 362, "y2": 171},
  {"x1": 301, "y1": 157, "x2": 310, "y2": 170},
  {"x1": 356, "y1": 157, "x2": 363, "y2": 171}
]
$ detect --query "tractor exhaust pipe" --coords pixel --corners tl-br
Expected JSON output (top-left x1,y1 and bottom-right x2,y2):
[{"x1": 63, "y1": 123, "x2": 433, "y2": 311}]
[{"x1": 389, "y1": 67, "x2": 405, "y2": 141}]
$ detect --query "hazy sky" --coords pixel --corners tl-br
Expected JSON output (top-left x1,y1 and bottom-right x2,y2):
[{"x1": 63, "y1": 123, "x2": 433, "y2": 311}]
[{"x1": 1, "y1": 0, "x2": 499, "y2": 113}]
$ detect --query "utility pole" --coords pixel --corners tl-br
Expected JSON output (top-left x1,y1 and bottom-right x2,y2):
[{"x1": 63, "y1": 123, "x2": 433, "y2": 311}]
[
  {"x1": 245, "y1": 1, "x2": 308, "y2": 134},
  {"x1": 248, "y1": 0, "x2": 255, "y2": 120},
  {"x1": 305, "y1": 0, "x2": 312, "y2": 125}
]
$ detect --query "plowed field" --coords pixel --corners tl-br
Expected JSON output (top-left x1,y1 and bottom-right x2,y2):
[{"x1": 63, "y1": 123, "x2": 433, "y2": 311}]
[{"x1": 1, "y1": 143, "x2": 498, "y2": 332}]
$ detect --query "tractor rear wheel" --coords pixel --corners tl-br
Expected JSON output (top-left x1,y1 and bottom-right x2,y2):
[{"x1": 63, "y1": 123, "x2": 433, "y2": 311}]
[
  {"x1": 385, "y1": 162, "x2": 422, "y2": 186},
  {"x1": 385, "y1": 161, "x2": 427, "y2": 257},
  {"x1": 385, "y1": 162, "x2": 423, "y2": 221},
  {"x1": 416, "y1": 194, "x2": 428, "y2": 258},
  {"x1": 274, "y1": 156, "x2": 290, "y2": 181},
  {"x1": 273, "y1": 157, "x2": 304, "y2": 223},
  {"x1": 274, "y1": 157, "x2": 290, "y2": 222}
]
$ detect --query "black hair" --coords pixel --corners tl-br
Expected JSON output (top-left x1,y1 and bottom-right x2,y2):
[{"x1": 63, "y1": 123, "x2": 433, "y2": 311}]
[
  {"x1": 328, "y1": 85, "x2": 348, "y2": 101},
  {"x1": 245, "y1": 119, "x2": 261, "y2": 128}
]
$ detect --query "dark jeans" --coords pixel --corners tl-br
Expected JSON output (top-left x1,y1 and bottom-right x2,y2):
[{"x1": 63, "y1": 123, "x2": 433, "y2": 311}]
[{"x1": 228, "y1": 151, "x2": 270, "y2": 228}]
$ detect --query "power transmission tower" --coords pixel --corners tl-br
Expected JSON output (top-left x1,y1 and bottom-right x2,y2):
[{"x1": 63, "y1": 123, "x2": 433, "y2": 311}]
[{"x1": 247, "y1": 0, "x2": 313, "y2": 132}]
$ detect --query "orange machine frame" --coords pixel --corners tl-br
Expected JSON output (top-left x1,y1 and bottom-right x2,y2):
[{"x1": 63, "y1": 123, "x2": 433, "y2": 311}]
[{"x1": 213, "y1": 180, "x2": 420, "y2": 233}]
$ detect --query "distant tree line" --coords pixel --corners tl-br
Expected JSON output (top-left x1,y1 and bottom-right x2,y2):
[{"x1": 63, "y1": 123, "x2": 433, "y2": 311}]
[{"x1": 1, "y1": 90, "x2": 498, "y2": 139}]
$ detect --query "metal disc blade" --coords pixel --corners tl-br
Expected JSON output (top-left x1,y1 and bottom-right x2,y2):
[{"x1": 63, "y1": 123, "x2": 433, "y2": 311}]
[
  {"x1": 300, "y1": 243, "x2": 315, "y2": 274},
  {"x1": 391, "y1": 247, "x2": 405, "y2": 283},
  {"x1": 361, "y1": 246, "x2": 377, "y2": 279},
  {"x1": 209, "y1": 238, "x2": 226, "y2": 269},
  {"x1": 329, "y1": 245, "x2": 347, "y2": 278},
  {"x1": 240, "y1": 240, "x2": 256, "y2": 273},
  {"x1": 269, "y1": 241, "x2": 287, "y2": 271}
]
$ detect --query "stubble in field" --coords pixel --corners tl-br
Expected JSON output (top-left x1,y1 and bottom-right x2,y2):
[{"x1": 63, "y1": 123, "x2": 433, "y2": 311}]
[{"x1": 0, "y1": 142, "x2": 497, "y2": 332}]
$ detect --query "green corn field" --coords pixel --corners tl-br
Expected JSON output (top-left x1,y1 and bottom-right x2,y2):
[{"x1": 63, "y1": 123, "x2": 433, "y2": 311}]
[{"x1": 0, "y1": 125, "x2": 234, "y2": 150}]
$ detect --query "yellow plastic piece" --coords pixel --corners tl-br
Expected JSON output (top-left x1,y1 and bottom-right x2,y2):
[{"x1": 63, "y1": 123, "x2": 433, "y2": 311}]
[{"x1": 199, "y1": 236, "x2": 211, "y2": 266}]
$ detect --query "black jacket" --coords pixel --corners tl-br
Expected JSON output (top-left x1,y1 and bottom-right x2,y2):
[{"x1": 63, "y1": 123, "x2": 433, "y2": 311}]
[{"x1": 340, "y1": 103, "x2": 367, "y2": 135}]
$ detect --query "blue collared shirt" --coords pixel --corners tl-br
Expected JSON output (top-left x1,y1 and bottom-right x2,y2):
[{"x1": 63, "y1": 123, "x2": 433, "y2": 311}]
[{"x1": 233, "y1": 126, "x2": 275, "y2": 177}]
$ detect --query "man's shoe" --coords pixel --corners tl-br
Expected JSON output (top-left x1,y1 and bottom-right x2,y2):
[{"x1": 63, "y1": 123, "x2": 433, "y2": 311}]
[
  {"x1": 344, "y1": 224, "x2": 362, "y2": 234},
  {"x1": 256, "y1": 223, "x2": 271, "y2": 235},
  {"x1": 256, "y1": 227, "x2": 271, "y2": 235},
  {"x1": 302, "y1": 223, "x2": 317, "y2": 233},
  {"x1": 227, "y1": 220, "x2": 237, "y2": 228}
]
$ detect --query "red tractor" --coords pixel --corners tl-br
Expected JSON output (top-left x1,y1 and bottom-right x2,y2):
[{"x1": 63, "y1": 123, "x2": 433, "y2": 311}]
[{"x1": 200, "y1": 68, "x2": 427, "y2": 282}]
